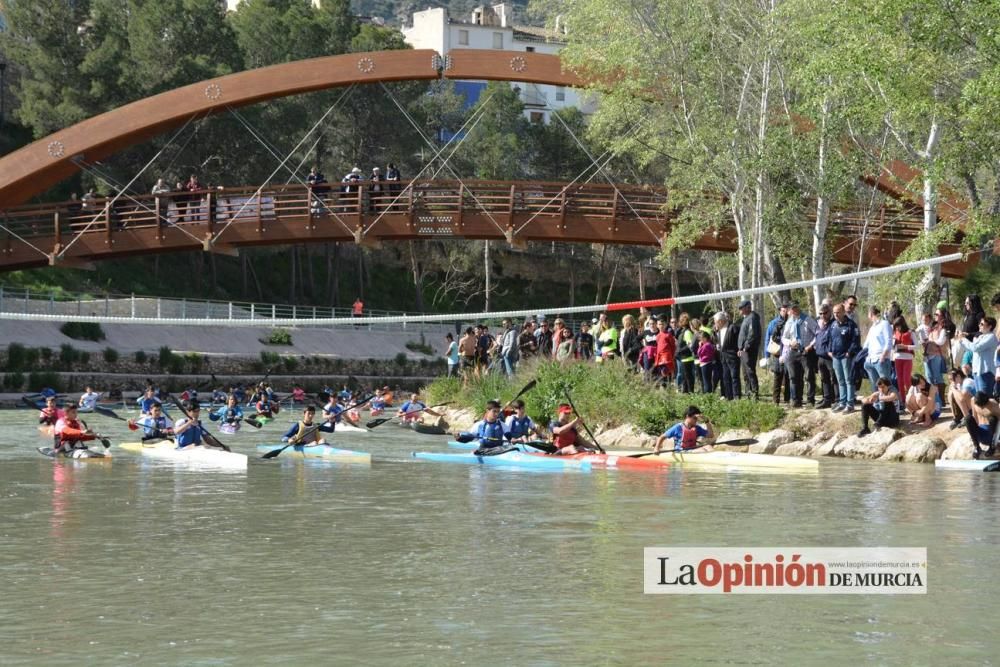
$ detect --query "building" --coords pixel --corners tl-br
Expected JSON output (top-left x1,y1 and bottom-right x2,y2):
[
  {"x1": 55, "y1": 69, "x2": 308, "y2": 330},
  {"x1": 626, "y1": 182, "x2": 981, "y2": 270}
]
[{"x1": 403, "y1": 4, "x2": 594, "y2": 123}]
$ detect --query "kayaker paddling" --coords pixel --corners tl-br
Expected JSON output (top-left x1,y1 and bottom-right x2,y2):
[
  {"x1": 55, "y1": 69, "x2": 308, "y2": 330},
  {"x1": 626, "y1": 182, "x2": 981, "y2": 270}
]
[
  {"x1": 173, "y1": 400, "x2": 207, "y2": 449},
  {"x1": 139, "y1": 387, "x2": 163, "y2": 417},
  {"x1": 210, "y1": 395, "x2": 244, "y2": 429},
  {"x1": 254, "y1": 392, "x2": 277, "y2": 421},
  {"x1": 654, "y1": 406, "x2": 715, "y2": 454},
  {"x1": 78, "y1": 385, "x2": 100, "y2": 411},
  {"x1": 39, "y1": 396, "x2": 62, "y2": 426},
  {"x1": 54, "y1": 404, "x2": 98, "y2": 455},
  {"x1": 130, "y1": 403, "x2": 174, "y2": 441},
  {"x1": 397, "y1": 393, "x2": 442, "y2": 424},
  {"x1": 472, "y1": 400, "x2": 509, "y2": 455},
  {"x1": 549, "y1": 403, "x2": 599, "y2": 455},
  {"x1": 503, "y1": 400, "x2": 542, "y2": 444},
  {"x1": 281, "y1": 405, "x2": 334, "y2": 445}
]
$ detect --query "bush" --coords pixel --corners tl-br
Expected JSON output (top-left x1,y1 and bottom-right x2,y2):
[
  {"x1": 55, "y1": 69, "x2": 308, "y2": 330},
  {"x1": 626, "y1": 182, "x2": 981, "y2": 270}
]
[
  {"x1": 394, "y1": 352, "x2": 408, "y2": 366},
  {"x1": 39, "y1": 347, "x2": 52, "y2": 362},
  {"x1": 2, "y1": 372, "x2": 25, "y2": 391},
  {"x1": 103, "y1": 348, "x2": 120, "y2": 363},
  {"x1": 80, "y1": 351, "x2": 91, "y2": 365},
  {"x1": 59, "y1": 344, "x2": 80, "y2": 367},
  {"x1": 283, "y1": 356, "x2": 299, "y2": 373},
  {"x1": 158, "y1": 346, "x2": 174, "y2": 368},
  {"x1": 135, "y1": 350, "x2": 148, "y2": 364},
  {"x1": 167, "y1": 357, "x2": 185, "y2": 375},
  {"x1": 28, "y1": 371, "x2": 62, "y2": 393},
  {"x1": 261, "y1": 328, "x2": 293, "y2": 345},
  {"x1": 405, "y1": 341, "x2": 435, "y2": 355},
  {"x1": 60, "y1": 321, "x2": 105, "y2": 341},
  {"x1": 260, "y1": 350, "x2": 281, "y2": 365},
  {"x1": 6, "y1": 343, "x2": 28, "y2": 372},
  {"x1": 185, "y1": 353, "x2": 204, "y2": 373}
]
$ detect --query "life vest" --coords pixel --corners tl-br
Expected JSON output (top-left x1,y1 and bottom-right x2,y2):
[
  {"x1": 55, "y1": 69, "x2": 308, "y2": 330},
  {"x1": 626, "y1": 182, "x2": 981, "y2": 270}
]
[
  {"x1": 175, "y1": 419, "x2": 203, "y2": 447},
  {"x1": 505, "y1": 415, "x2": 533, "y2": 439},
  {"x1": 674, "y1": 424, "x2": 701, "y2": 450},
  {"x1": 477, "y1": 420, "x2": 505, "y2": 447}
]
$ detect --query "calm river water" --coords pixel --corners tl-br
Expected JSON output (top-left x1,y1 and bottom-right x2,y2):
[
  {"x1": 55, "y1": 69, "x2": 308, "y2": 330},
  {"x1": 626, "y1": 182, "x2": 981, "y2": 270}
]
[{"x1": 1, "y1": 409, "x2": 997, "y2": 665}]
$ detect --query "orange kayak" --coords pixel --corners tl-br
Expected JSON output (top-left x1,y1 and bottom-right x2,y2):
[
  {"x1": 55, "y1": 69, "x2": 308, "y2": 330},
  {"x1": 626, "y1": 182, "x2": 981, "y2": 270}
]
[{"x1": 527, "y1": 452, "x2": 672, "y2": 470}]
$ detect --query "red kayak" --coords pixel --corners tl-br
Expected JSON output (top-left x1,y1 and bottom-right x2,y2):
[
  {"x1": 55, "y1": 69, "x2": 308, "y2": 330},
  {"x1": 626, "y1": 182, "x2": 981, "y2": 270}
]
[{"x1": 526, "y1": 451, "x2": 672, "y2": 470}]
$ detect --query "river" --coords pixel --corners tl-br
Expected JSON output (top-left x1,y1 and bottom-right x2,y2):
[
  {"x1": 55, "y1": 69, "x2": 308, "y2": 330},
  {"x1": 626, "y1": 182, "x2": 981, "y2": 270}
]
[{"x1": 1, "y1": 409, "x2": 996, "y2": 664}]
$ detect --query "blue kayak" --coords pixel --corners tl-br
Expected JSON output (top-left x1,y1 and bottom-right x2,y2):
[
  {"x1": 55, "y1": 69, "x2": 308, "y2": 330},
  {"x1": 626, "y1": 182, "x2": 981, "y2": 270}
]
[
  {"x1": 412, "y1": 451, "x2": 591, "y2": 471},
  {"x1": 447, "y1": 440, "x2": 551, "y2": 452}
]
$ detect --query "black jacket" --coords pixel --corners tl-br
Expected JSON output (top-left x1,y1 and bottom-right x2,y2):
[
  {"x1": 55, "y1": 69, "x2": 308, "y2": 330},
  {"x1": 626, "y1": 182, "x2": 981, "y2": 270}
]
[{"x1": 737, "y1": 311, "x2": 762, "y2": 354}]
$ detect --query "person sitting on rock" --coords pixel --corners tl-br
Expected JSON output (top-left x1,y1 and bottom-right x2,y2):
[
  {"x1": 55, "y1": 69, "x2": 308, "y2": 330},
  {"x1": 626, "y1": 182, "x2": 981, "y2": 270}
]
[
  {"x1": 905, "y1": 373, "x2": 940, "y2": 428},
  {"x1": 859, "y1": 376, "x2": 900, "y2": 437},
  {"x1": 947, "y1": 366, "x2": 976, "y2": 430},
  {"x1": 965, "y1": 391, "x2": 1000, "y2": 459}
]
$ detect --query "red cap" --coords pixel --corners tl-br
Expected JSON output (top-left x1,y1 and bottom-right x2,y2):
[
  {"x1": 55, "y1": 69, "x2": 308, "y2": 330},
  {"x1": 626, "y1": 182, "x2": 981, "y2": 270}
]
[{"x1": 557, "y1": 404, "x2": 573, "y2": 415}]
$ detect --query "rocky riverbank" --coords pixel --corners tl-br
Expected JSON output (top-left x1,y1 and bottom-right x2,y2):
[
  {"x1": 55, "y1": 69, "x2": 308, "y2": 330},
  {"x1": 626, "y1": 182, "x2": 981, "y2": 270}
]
[{"x1": 438, "y1": 404, "x2": 983, "y2": 463}]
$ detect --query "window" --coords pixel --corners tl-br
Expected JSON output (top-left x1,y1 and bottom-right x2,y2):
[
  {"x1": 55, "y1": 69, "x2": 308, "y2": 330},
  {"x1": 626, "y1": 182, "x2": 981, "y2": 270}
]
[
  {"x1": 530, "y1": 111, "x2": 545, "y2": 124},
  {"x1": 492, "y1": 32, "x2": 503, "y2": 49},
  {"x1": 555, "y1": 87, "x2": 565, "y2": 102},
  {"x1": 458, "y1": 30, "x2": 469, "y2": 45},
  {"x1": 525, "y1": 46, "x2": 535, "y2": 52}
]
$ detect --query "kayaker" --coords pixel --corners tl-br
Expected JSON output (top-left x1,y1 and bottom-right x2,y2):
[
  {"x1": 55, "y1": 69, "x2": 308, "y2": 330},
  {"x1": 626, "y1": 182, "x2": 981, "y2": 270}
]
[
  {"x1": 130, "y1": 403, "x2": 174, "y2": 441},
  {"x1": 291, "y1": 386, "x2": 306, "y2": 405},
  {"x1": 173, "y1": 400, "x2": 206, "y2": 449},
  {"x1": 38, "y1": 396, "x2": 62, "y2": 426},
  {"x1": 54, "y1": 404, "x2": 98, "y2": 455},
  {"x1": 322, "y1": 395, "x2": 343, "y2": 426},
  {"x1": 473, "y1": 400, "x2": 508, "y2": 453},
  {"x1": 78, "y1": 385, "x2": 100, "y2": 411},
  {"x1": 337, "y1": 385, "x2": 352, "y2": 402},
  {"x1": 139, "y1": 387, "x2": 162, "y2": 416},
  {"x1": 398, "y1": 393, "x2": 427, "y2": 423},
  {"x1": 254, "y1": 393, "x2": 276, "y2": 420},
  {"x1": 210, "y1": 395, "x2": 244, "y2": 427},
  {"x1": 965, "y1": 391, "x2": 1000, "y2": 459},
  {"x1": 369, "y1": 390, "x2": 386, "y2": 417},
  {"x1": 211, "y1": 387, "x2": 228, "y2": 405},
  {"x1": 549, "y1": 404, "x2": 598, "y2": 455},
  {"x1": 503, "y1": 400, "x2": 542, "y2": 443},
  {"x1": 654, "y1": 406, "x2": 714, "y2": 453},
  {"x1": 281, "y1": 405, "x2": 335, "y2": 445}
]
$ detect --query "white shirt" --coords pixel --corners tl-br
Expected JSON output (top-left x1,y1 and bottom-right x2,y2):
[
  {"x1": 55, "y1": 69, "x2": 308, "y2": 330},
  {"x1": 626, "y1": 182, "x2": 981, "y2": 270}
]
[
  {"x1": 864, "y1": 319, "x2": 893, "y2": 362},
  {"x1": 79, "y1": 391, "x2": 99, "y2": 410}
]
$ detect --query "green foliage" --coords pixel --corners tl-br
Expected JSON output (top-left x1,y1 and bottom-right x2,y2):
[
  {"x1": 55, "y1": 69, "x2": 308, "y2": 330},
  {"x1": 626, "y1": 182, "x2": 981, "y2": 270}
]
[
  {"x1": 28, "y1": 372, "x2": 62, "y2": 393},
  {"x1": 60, "y1": 321, "x2": 105, "y2": 341},
  {"x1": 261, "y1": 350, "x2": 281, "y2": 365},
  {"x1": 405, "y1": 340, "x2": 435, "y2": 355},
  {"x1": 158, "y1": 346, "x2": 175, "y2": 368},
  {"x1": 465, "y1": 82, "x2": 530, "y2": 180},
  {"x1": 424, "y1": 360, "x2": 784, "y2": 435},
  {"x1": 3, "y1": 373, "x2": 26, "y2": 391},
  {"x1": 59, "y1": 344, "x2": 80, "y2": 367},
  {"x1": 262, "y1": 328, "x2": 294, "y2": 346},
  {"x1": 283, "y1": 356, "x2": 299, "y2": 373},
  {"x1": 103, "y1": 348, "x2": 120, "y2": 364},
  {"x1": 134, "y1": 350, "x2": 148, "y2": 364},
  {"x1": 394, "y1": 352, "x2": 408, "y2": 366},
  {"x1": 184, "y1": 353, "x2": 204, "y2": 373},
  {"x1": 5, "y1": 343, "x2": 40, "y2": 373}
]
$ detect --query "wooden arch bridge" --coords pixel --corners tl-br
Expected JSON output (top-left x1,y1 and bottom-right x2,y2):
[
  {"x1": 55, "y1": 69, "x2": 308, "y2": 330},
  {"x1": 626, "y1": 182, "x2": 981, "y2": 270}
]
[{"x1": 0, "y1": 49, "x2": 972, "y2": 277}]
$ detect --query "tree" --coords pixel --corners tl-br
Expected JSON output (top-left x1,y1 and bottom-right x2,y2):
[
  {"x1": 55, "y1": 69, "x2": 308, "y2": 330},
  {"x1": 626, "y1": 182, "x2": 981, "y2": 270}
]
[{"x1": 463, "y1": 81, "x2": 529, "y2": 180}]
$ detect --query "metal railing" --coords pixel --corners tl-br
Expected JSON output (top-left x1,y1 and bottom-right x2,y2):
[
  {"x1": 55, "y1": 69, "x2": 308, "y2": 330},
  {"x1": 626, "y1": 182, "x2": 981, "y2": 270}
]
[{"x1": 0, "y1": 285, "x2": 458, "y2": 333}]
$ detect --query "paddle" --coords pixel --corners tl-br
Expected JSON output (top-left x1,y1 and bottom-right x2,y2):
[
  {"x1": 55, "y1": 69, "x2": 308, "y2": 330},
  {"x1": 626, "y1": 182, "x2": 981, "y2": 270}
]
[
  {"x1": 628, "y1": 438, "x2": 759, "y2": 458},
  {"x1": 95, "y1": 405, "x2": 127, "y2": 422},
  {"x1": 367, "y1": 401, "x2": 451, "y2": 429},
  {"x1": 260, "y1": 425, "x2": 322, "y2": 459},
  {"x1": 80, "y1": 418, "x2": 111, "y2": 450},
  {"x1": 502, "y1": 379, "x2": 537, "y2": 410},
  {"x1": 563, "y1": 388, "x2": 604, "y2": 454},
  {"x1": 167, "y1": 394, "x2": 231, "y2": 452},
  {"x1": 22, "y1": 396, "x2": 43, "y2": 410}
]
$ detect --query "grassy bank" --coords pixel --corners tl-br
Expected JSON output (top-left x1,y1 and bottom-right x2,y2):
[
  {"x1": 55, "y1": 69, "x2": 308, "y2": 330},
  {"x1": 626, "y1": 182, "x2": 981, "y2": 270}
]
[{"x1": 425, "y1": 360, "x2": 785, "y2": 435}]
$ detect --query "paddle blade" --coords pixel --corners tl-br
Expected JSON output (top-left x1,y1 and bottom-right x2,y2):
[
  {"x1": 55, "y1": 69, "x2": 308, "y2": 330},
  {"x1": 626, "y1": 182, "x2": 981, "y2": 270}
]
[
  {"x1": 94, "y1": 405, "x2": 122, "y2": 421},
  {"x1": 714, "y1": 438, "x2": 758, "y2": 447},
  {"x1": 366, "y1": 417, "x2": 392, "y2": 429},
  {"x1": 510, "y1": 379, "x2": 537, "y2": 402},
  {"x1": 261, "y1": 445, "x2": 288, "y2": 459},
  {"x1": 21, "y1": 396, "x2": 39, "y2": 410},
  {"x1": 245, "y1": 417, "x2": 262, "y2": 429},
  {"x1": 524, "y1": 441, "x2": 557, "y2": 454}
]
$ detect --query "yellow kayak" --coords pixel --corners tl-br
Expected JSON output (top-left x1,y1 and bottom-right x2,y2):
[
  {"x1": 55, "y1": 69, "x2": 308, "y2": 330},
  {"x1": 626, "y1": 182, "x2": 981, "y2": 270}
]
[{"x1": 608, "y1": 449, "x2": 818, "y2": 471}]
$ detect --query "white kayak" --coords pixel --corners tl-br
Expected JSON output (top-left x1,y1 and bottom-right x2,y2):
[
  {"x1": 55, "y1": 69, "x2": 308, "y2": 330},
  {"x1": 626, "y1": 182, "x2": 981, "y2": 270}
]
[
  {"x1": 609, "y1": 449, "x2": 819, "y2": 471},
  {"x1": 119, "y1": 440, "x2": 247, "y2": 470},
  {"x1": 935, "y1": 459, "x2": 1000, "y2": 472}
]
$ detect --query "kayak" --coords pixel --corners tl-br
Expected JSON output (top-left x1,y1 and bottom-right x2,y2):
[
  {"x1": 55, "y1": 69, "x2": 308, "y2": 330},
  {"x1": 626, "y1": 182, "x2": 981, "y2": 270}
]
[
  {"x1": 412, "y1": 451, "x2": 592, "y2": 471},
  {"x1": 935, "y1": 459, "x2": 1000, "y2": 472},
  {"x1": 609, "y1": 449, "x2": 818, "y2": 471},
  {"x1": 336, "y1": 422, "x2": 369, "y2": 434},
  {"x1": 252, "y1": 415, "x2": 273, "y2": 425},
  {"x1": 449, "y1": 440, "x2": 551, "y2": 451},
  {"x1": 399, "y1": 421, "x2": 447, "y2": 435},
  {"x1": 446, "y1": 441, "x2": 673, "y2": 469},
  {"x1": 220, "y1": 422, "x2": 241, "y2": 435},
  {"x1": 37, "y1": 446, "x2": 110, "y2": 461},
  {"x1": 119, "y1": 440, "x2": 247, "y2": 470},
  {"x1": 38, "y1": 425, "x2": 55, "y2": 437},
  {"x1": 255, "y1": 443, "x2": 371, "y2": 464}
]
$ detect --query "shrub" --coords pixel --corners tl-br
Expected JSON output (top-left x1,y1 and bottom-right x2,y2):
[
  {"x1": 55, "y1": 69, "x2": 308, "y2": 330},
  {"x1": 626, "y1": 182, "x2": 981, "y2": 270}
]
[
  {"x1": 283, "y1": 356, "x2": 299, "y2": 373},
  {"x1": 39, "y1": 347, "x2": 52, "y2": 362},
  {"x1": 6, "y1": 343, "x2": 27, "y2": 372},
  {"x1": 28, "y1": 371, "x2": 62, "y2": 393},
  {"x1": 405, "y1": 341, "x2": 435, "y2": 355},
  {"x1": 135, "y1": 350, "x2": 148, "y2": 364},
  {"x1": 59, "y1": 344, "x2": 80, "y2": 367},
  {"x1": 158, "y1": 346, "x2": 174, "y2": 368},
  {"x1": 60, "y1": 321, "x2": 105, "y2": 341},
  {"x1": 261, "y1": 328, "x2": 293, "y2": 345},
  {"x1": 394, "y1": 352, "x2": 408, "y2": 366},
  {"x1": 260, "y1": 350, "x2": 281, "y2": 365},
  {"x1": 185, "y1": 353, "x2": 204, "y2": 373},
  {"x1": 2, "y1": 372, "x2": 25, "y2": 391},
  {"x1": 102, "y1": 348, "x2": 120, "y2": 363},
  {"x1": 167, "y1": 357, "x2": 185, "y2": 375},
  {"x1": 80, "y1": 351, "x2": 91, "y2": 365}
]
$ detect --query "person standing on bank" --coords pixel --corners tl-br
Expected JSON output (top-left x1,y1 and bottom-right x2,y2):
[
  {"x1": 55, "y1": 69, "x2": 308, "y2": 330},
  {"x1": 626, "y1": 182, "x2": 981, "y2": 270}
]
[
  {"x1": 715, "y1": 311, "x2": 741, "y2": 400},
  {"x1": 782, "y1": 303, "x2": 816, "y2": 408},
  {"x1": 813, "y1": 304, "x2": 836, "y2": 409},
  {"x1": 736, "y1": 299, "x2": 761, "y2": 400}
]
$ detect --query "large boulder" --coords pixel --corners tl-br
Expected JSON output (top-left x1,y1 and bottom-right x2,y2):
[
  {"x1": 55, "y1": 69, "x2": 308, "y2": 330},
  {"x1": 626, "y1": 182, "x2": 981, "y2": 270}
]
[
  {"x1": 811, "y1": 434, "x2": 843, "y2": 457},
  {"x1": 748, "y1": 429, "x2": 795, "y2": 454},
  {"x1": 878, "y1": 434, "x2": 947, "y2": 463},
  {"x1": 774, "y1": 432, "x2": 829, "y2": 458},
  {"x1": 834, "y1": 429, "x2": 901, "y2": 459},
  {"x1": 598, "y1": 424, "x2": 656, "y2": 450},
  {"x1": 941, "y1": 434, "x2": 976, "y2": 460}
]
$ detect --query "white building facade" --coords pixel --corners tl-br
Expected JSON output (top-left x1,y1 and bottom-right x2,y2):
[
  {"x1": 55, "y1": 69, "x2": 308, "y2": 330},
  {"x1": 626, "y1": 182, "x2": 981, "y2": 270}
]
[{"x1": 403, "y1": 4, "x2": 594, "y2": 123}]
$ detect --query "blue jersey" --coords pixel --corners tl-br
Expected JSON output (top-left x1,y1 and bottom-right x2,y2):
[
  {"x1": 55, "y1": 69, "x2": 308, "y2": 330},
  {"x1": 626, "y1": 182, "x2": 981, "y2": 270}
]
[
  {"x1": 174, "y1": 418, "x2": 203, "y2": 447},
  {"x1": 400, "y1": 401, "x2": 426, "y2": 414},
  {"x1": 140, "y1": 397, "x2": 161, "y2": 414},
  {"x1": 136, "y1": 415, "x2": 170, "y2": 439},
  {"x1": 663, "y1": 423, "x2": 708, "y2": 450},
  {"x1": 476, "y1": 419, "x2": 506, "y2": 448},
  {"x1": 503, "y1": 415, "x2": 535, "y2": 440},
  {"x1": 212, "y1": 405, "x2": 243, "y2": 424}
]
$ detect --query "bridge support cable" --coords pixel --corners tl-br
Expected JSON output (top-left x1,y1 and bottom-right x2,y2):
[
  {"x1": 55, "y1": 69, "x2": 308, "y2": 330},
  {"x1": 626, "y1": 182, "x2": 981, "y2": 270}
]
[
  {"x1": 0, "y1": 252, "x2": 961, "y2": 327},
  {"x1": 208, "y1": 84, "x2": 358, "y2": 246},
  {"x1": 56, "y1": 112, "x2": 203, "y2": 260},
  {"x1": 225, "y1": 102, "x2": 358, "y2": 236},
  {"x1": 361, "y1": 91, "x2": 496, "y2": 236},
  {"x1": 378, "y1": 83, "x2": 510, "y2": 237},
  {"x1": 550, "y1": 111, "x2": 664, "y2": 244}
]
